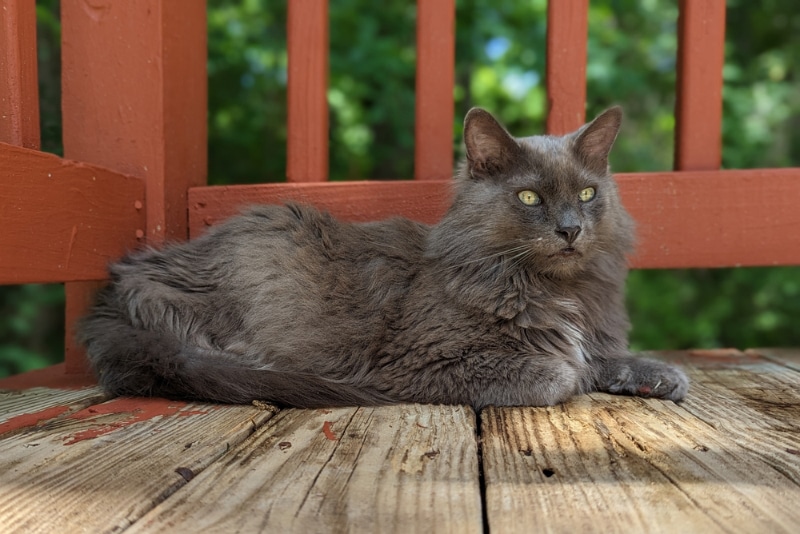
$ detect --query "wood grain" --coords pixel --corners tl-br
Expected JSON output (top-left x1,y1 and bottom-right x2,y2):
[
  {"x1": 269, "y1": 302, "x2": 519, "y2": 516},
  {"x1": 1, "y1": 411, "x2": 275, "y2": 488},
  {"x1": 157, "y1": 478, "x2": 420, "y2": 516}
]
[
  {"x1": 0, "y1": 142, "x2": 145, "y2": 284},
  {"x1": 0, "y1": 394, "x2": 277, "y2": 533},
  {"x1": 2, "y1": 353, "x2": 799, "y2": 532},
  {"x1": 415, "y1": 0, "x2": 456, "y2": 180},
  {"x1": 128, "y1": 405, "x2": 481, "y2": 533},
  {"x1": 675, "y1": 359, "x2": 800, "y2": 489},
  {"x1": 749, "y1": 348, "x2": 800, "y2": 373},
  {"x1": 546, "y1": 0, "x2": 588, "y2": 134},
  {"x1": 0, "y1": 0, "x2": 40, "y2": 149},
  {"x1": 482, "y1": 382, "x2": 800, "y2": 533},
  {"x1": 188, "y1": 168, "x2": 800, "y2": 268},
  {"x1": 674, "y1": 0, "x2": 726, "y2": 170},
  {"x1": 287, "y1": 0, "x2": 329, "y2": 182},
  {"x1": 0, "y1": 387, "x2": 106, "y2": 436}
]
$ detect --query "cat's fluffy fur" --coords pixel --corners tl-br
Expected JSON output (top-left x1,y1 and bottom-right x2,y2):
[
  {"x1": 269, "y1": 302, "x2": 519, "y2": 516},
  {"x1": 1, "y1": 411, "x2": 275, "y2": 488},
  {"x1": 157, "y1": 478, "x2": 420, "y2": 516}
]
[{"x1": 79, "y1": 107, "x2": 689, "y2": 408}]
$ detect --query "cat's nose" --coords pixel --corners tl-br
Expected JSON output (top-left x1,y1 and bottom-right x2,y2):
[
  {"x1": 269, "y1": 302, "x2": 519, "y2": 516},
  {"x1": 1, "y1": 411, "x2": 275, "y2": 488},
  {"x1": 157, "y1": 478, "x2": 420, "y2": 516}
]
[{"x1": 556, "y1": 225, "x2": 581, "y2": 244}]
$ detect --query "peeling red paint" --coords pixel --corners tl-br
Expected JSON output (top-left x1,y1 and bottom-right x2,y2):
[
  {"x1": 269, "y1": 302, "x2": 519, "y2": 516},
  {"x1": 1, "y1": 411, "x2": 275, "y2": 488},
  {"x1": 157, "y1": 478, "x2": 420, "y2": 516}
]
[
  {"x1": 68, "y1": 397, "x2": 187, "y2": 420},
  {"x1": 322, "y1": 420, "x2": 337, "y2": 441},
  {"x1": 0, "y1": 405, "x2": 71, "y2": 435},
  {"x1": 62, "y1": 397, "x2": 209, "y2": 445}
]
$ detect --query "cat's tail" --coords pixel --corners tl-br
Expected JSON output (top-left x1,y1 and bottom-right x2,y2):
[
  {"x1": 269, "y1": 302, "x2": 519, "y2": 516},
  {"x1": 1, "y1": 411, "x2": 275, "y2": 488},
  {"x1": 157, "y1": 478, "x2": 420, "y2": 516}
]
[{"x1": 78, "y1": 314, "x2": 394, "y2": 408}]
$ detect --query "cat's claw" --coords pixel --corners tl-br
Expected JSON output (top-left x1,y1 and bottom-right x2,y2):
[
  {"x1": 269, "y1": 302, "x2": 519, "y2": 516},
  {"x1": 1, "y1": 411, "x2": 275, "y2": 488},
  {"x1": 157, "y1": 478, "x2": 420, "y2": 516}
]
[{"x1": 602, "y1": 359, "x2": 689, "y2": 402}]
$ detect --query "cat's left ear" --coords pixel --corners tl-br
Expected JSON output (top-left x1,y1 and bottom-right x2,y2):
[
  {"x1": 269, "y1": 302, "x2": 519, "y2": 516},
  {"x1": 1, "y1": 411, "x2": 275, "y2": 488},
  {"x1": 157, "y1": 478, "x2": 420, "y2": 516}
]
[{"x1": 571, "y1": 106, "x2": 622, "y2": 173}]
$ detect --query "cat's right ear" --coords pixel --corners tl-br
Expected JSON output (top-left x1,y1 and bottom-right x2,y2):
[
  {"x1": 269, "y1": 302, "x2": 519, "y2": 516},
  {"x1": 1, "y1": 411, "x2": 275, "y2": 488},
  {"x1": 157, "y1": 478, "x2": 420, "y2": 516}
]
[
  {"x1": 463, "y1": 108, "x2": 521, "y2": 179},
  {"x1": 571, "y1": 106, "x2": 623, "y2": 173}
]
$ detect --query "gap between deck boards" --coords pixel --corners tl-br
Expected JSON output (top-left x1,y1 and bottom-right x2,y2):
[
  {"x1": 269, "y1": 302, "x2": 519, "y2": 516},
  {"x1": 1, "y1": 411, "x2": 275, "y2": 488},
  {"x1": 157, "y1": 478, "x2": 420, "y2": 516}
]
[{"x1": 0, "y1": 349, "x2": 799, "y2": 533}]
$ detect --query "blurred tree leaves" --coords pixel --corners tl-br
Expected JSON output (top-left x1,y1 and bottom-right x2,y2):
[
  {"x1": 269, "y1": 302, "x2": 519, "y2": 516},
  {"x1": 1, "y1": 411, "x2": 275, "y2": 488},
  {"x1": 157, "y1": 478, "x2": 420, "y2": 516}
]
[
  {"x1": 0, "y1": 285, "x2": 64, "y2": 377},
  {"x1": 2, "y1": 0, "x2": 799, "y2": 377}
]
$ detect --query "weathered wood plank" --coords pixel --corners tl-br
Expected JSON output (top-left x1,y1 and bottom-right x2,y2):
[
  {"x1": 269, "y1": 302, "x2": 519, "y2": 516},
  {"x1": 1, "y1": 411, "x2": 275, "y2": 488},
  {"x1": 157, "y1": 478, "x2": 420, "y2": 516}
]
[
  {"x1": 0, "y1": 387, "x2": 106, "y2": 436},
  {"x1": 749, "y1": 348, "x2": 800, "y2": 373},
  {"x1": 482, "y1": 363, "x2": 800, "y2": 534},
  {"x1": 0, "y1": 142, "x2": 146, "y2": 285},
  {"x1": 128, "y1": 405, "x2": 481, "y2": 533},
  {"x1": 672, "y1": 350, "x2": 800, "y2": 483},
  {"x1": 0, "y1": 397, "x2": 277, "y2": 533}
]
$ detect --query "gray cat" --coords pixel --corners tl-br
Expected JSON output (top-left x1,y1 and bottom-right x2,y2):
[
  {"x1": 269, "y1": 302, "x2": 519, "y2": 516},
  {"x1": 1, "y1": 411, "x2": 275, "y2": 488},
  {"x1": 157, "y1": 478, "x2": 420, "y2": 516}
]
[{"x1": 79, "y1": 106, "x2": 688, "y2": 409}]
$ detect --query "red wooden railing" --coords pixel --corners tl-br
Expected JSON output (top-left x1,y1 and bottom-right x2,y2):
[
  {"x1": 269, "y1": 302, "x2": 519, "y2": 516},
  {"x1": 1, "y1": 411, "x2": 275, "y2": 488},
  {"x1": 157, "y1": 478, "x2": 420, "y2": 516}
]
[{"x1": 1, "y1": 0, "x2": 798, "y2": 384}]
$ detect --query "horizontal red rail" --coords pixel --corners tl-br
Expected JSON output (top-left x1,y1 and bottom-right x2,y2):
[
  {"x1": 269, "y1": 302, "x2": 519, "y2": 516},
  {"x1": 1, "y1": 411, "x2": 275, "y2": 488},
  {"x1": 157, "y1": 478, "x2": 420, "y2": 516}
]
[
  {"x1": 189, "y1": 180, "x2": 452, "y2": 230},
  {"x1": 0, "y1": 143, "x2": 145, "y2": 284},
  {"x1": 188, "y1": 169, "x2": 800, "y2": 269}
]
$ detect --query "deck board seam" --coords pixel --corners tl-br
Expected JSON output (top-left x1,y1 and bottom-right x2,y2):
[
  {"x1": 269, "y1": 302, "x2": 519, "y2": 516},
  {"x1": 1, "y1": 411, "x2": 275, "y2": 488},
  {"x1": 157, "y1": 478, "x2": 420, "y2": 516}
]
[
  {"x1": 292, "y1": 408, "x2": 359, "y2": 518},
  {"x1": 338, "y1": 408, "x2": 372, "y2": 496},
  {"x1": 733, "y1": 441, "x2": 800, "y2": 487},
  {"x1": 119, "y1": 403, "x2": 282, "y2": 533},
  {"x1": 476, "y1": 408, "x2": 490, "y2": 534},
  {"x1": 753, "y1": 353, "x2": 800, "y2": 375}
]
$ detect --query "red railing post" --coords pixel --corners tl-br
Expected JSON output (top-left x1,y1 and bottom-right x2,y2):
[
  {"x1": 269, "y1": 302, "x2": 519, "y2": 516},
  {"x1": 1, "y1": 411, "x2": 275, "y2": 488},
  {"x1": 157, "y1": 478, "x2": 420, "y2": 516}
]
[
  {"x1": 415, "y1": 0, "x2": 456, "y2": 180},
  {"x1": 546, "y1": 0, "x2": 589, "y2": 135},
  {"x1": 674, "y1": 0, "x2": 726, "y2": 171},
  {"x1": 0, "y1": 0, "x2": 40, "y2": 149},
  {"x1": 287, "y1": 0, "x2": 329, "y2": 182},
  {"x1": 60, "y1": 0, "x2": 207, "y2": 374}
]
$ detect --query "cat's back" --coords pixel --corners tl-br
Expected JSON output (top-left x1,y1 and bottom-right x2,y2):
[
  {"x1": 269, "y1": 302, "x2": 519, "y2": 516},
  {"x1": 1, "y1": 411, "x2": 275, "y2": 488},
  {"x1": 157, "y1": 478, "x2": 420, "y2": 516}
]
[
  {"x1": 220, "y1": 202, "x2": 429, "y2": 277},
  {"x1": 108, "y1": 202, "x2": 429, "y2": 319},
  {"x1": 216, "y1": 203, "x2": 430, "y2": 366}
]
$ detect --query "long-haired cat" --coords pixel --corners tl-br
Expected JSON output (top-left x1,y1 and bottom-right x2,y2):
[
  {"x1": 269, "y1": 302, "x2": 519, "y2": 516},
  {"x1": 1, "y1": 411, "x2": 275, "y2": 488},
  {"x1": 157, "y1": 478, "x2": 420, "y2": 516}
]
[{"x1": 79, "y1": 107, "x2": 688, "y2": 408}]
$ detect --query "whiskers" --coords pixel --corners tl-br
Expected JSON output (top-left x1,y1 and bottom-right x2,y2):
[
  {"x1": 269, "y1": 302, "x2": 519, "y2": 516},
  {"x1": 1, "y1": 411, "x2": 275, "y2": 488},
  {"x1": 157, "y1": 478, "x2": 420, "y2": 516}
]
[
  {"x1": 505, "y1": 247, "x2": 538, "y2": 273},
  {"x1": 440, "y1": 243, "x2": 536, "y2": 274}
]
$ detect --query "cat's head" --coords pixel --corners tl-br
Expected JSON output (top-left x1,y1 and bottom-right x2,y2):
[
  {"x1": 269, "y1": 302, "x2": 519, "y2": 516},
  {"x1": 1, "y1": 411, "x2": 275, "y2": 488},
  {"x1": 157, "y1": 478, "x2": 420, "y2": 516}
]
[{"x1": 444, "y1": 106, "x2": 634, "y2": 279}]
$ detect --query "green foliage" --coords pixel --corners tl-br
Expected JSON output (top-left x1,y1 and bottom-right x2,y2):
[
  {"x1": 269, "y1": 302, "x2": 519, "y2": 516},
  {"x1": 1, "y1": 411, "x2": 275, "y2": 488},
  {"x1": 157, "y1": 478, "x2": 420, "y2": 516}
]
[
  {"x1": 0, "y1": 285, "x2": 64, "y2": 377},
  {"x1": 2, "y1": 1, "x2": 799, "y2": 378},
  {"x1": 628, "y1": 268, "x2": 800, "y2": 351},
  {"x1": 207, "y1": 0, "x2": 288, "y2": 183}
]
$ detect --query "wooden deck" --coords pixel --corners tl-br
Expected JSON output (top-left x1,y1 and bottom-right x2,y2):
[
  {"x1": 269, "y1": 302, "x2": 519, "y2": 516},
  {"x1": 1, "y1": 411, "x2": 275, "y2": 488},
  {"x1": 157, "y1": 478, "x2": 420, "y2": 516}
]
[{"x1": 1, "y1": 349, "x2": 798, "y2": 533}]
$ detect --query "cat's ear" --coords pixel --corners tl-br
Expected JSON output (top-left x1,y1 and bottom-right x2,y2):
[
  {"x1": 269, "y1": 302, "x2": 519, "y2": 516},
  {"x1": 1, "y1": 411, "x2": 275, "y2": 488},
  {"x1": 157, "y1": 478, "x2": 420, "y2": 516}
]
[
  {"x1": 463, "y1": 108, "x2": 521, "y2": 179},
  {"x1": 572, "y1": 106, "x2": 622, "y2": 173}
]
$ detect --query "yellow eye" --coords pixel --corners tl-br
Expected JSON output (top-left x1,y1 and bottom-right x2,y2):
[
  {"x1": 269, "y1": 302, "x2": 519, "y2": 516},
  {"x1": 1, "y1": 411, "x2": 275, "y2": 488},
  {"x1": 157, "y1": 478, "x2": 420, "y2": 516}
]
[
  {"x1": 579, "y1": 187, "x2": 596, "y2": 202},
  {"x1": 517, "y1": 190, "x2": 541, "y2": 206}
]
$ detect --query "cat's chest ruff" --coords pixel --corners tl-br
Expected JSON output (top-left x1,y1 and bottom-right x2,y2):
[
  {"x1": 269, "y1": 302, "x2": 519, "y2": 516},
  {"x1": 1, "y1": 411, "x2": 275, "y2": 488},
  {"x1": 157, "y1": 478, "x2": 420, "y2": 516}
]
[{"x1": 513, "y1": 296, "x2": 592, "y2": 364}]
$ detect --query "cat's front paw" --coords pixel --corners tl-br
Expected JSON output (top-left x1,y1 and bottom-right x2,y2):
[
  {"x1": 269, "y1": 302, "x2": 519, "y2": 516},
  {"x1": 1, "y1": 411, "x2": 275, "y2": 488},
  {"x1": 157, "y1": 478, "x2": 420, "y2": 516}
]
[{"x1": 602, "y1": 358, "x2": 689, "y2": 402}]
